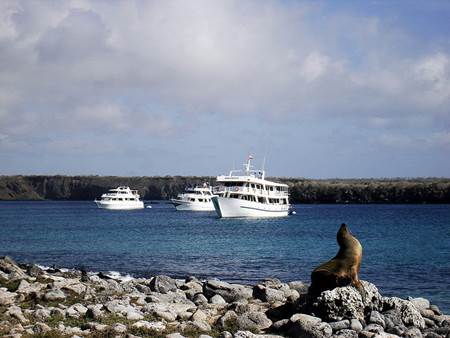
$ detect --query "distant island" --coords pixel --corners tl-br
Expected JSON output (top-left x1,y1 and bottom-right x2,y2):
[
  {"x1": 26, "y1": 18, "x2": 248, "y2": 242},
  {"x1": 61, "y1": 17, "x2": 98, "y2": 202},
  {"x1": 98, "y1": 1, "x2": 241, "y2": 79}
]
[{"x1": 0, "y1": 175, "x2": 449, "y2": 204}]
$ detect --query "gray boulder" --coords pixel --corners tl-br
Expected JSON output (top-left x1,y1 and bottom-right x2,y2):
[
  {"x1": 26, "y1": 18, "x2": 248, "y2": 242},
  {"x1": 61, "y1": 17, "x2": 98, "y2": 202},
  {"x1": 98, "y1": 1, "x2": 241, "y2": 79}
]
[
  {"x1": 310, "y1": 281, "x2": 382, "y2": 321},
  {"x1": 0, "y1": 256, "x2": 29, "y2": 280},
  {"x1": 203, "y1": 280, "x2": 252, "y2": 303},
  {"x1": 409, "y1": 297, "x2": 430, "y2": 311},
  {"x1": 288, "y1": 281, "x2": 309, "y2": 294},
  {"x1": 289, "y1": 313, "x2": 332, "y2": 338},
  {"x1": 253, "y1": 284, "x2": 286, "y2": 303},
  {"x1": 382, "y1": 297, "x2": 425, "y2": 329},
  {"x1": 210, "y1": 294, "x2": 227, "y2": 305},
  {"x1": 329, "y1": 320, "x2": 350, "y2": 331},
  {"x1": 236, "y1": 311, "x2": 272, "y2": 332},
  {"x1": 0, "y1": 287, "x2": 17, "y2": 306},
  {"x1": 332, "y1": 329, "x2": 358, "y2": 338},
  {"x1": 369, "y1": 310, "x2": 385, "y2": 327},
  {"x1": 43, "y1": 289, "x2": 66, "y2": 301},
  {"x1": 149, "y1": 275, "x2": 178, "y2": 294}
]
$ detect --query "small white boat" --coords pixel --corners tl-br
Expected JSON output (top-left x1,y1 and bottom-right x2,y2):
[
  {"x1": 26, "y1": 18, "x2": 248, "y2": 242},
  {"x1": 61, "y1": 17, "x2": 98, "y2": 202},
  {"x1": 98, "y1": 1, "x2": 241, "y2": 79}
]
[
  {"x1": 95, "y1": 186, "x2": 144, "y2": 210},
  {"x1": 211, "y1": 156, "x2": 290, "y2": 218},
  {"x1": 171, "y1": 183, "x2": 215, "y2": 211}
]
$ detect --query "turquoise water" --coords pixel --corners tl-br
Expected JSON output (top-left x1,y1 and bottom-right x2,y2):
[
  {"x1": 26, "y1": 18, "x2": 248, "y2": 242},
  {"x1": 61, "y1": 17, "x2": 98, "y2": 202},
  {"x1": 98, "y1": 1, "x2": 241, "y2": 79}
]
[{"x1": 0, "y1": 202, "x2": 449, "y2": 312}]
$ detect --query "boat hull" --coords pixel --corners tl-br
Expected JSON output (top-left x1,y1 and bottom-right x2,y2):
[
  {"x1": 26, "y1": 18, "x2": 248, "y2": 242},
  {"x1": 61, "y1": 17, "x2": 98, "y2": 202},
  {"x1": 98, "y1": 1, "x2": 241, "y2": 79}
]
[
  {"x1": 211, "y1": 196, "x2": 289, "y2": 218},
  {"x1": 95, "y1": 200, "x2": 144, "y2": 210},
  {"x1": 171, "y1": 199, "x2": 215, "y2": 211}
]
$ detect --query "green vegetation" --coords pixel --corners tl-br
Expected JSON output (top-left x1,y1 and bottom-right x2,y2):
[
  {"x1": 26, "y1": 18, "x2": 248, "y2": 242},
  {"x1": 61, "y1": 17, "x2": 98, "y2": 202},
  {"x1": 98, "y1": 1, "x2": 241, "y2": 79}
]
[
  {"x1": 0, "y1": 175, "x2": 449, "y2": 203},
  {"x1": 0, "y1": 276, "x2": 21, "y2": 292}
]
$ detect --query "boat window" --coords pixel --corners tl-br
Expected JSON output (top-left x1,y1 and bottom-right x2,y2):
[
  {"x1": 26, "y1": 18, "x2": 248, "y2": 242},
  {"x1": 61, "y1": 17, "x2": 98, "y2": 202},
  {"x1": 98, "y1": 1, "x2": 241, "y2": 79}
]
[
  {"x1": 250, "y1": 184, "x2": 255, "y2": 188},
  {"x1": 198, "y1": 199, "x2": 203, "y2": 202},
  {"x1": 258, "y1": 197, "x2": 265, "y2": 203},
  {"x1": 189, "y1": 198, "x2": 196, "y2": 202}
]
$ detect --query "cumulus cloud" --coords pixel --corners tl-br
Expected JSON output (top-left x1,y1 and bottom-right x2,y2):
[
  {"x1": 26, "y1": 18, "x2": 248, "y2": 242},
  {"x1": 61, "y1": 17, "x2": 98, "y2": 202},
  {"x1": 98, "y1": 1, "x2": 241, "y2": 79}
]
[{"x1": 0, "y1": 0, "x2": 449, "y2": 176}]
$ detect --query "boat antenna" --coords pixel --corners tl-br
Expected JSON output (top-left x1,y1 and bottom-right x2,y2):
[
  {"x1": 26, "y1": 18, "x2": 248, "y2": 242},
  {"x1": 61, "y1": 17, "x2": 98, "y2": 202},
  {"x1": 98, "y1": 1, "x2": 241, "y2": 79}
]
[{"x1": 261, "y1": 154, "x2": 266, "y2": 180}]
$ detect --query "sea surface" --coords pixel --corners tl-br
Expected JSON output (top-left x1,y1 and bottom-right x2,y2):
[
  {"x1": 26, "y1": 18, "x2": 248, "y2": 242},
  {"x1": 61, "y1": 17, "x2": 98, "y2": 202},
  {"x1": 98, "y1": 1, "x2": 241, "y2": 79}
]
[{"x1": 0, "y1": 201, "x2": 449, "y2": 312}]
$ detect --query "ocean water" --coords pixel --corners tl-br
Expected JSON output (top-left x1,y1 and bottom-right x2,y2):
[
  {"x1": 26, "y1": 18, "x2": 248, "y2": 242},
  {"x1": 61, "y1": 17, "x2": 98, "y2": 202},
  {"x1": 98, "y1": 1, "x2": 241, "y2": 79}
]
[{"x1": 0, "y1": 201, "x2": 449, "y2": 312}]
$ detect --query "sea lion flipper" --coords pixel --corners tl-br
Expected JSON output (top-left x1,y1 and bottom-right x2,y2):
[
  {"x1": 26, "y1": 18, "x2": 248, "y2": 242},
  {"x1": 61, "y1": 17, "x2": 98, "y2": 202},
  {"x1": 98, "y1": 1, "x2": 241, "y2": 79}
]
[{"x1": 310, "y1": 224, "x2": 364, "y2": 296}]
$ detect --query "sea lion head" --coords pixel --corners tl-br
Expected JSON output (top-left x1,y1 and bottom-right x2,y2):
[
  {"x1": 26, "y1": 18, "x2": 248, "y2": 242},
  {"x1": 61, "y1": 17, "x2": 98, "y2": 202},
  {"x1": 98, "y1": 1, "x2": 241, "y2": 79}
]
[{"x1": 337, "y1": 223, "x2": 349, "y2": 246}]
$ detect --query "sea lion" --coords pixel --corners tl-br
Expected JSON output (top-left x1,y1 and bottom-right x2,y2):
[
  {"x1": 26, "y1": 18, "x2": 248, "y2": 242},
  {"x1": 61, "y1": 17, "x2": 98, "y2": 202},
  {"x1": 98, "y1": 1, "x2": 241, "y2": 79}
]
[{"x1": 309, "y1": 223, "x2": 365, "y2": 299}]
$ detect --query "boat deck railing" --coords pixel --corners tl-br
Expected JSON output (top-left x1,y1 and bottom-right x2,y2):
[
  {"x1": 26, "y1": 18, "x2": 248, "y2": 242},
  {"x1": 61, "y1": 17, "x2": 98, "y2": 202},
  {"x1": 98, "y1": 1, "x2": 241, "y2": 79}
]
[{"x1": 213, "y1": 186, "x2": 288, "y2": 197}]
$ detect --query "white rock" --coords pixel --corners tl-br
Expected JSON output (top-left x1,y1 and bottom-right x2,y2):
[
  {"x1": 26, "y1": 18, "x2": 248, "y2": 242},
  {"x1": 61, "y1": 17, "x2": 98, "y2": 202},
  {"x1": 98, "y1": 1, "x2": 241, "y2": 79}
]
[{"x1": 132, "y1": 320, "x2": 166, "y2": 331}]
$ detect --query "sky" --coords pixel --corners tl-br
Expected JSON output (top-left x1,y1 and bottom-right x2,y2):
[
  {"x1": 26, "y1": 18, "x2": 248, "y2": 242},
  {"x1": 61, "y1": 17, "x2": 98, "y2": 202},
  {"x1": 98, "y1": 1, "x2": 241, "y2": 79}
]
[{"x1": 0, "y1": 0, "x2": 449, "y2": 178}]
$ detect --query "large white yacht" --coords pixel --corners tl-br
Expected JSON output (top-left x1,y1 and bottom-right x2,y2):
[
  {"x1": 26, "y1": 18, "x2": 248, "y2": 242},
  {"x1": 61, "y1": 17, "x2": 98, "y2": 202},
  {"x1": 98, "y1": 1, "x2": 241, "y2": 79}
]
[
  {"x1": 212, "y1": 156, "x2": 290, "y2": 218},
  {"x1": 171, "y1": 183, "x2": 215, "y2": 211},
  {"x1": 95, "y1": 186, "x2": 144, "y2": 210}
]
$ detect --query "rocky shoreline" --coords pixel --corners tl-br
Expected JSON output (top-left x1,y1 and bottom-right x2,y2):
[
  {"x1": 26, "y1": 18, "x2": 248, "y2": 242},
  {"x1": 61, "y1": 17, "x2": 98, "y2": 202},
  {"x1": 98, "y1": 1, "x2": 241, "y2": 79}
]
[{"x1": 1, "y1": 256, "x2": 448, "y2": 338}]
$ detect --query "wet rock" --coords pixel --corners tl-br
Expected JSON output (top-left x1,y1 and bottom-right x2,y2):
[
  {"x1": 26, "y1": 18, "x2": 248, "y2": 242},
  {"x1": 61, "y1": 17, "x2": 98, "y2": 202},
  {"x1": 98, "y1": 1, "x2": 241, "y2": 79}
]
[
  {"x1": 289, "y1": 313, "x2": 332, "y2": 338},
  {"x1": 149, "y1": 275, "x2": 178, "y2": 294}
]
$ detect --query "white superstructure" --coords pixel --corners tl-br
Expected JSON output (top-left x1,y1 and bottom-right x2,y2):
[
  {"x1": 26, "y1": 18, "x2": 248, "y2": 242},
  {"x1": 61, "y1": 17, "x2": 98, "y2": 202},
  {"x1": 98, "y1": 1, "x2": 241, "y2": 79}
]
[
  {"x1": 95, "y1": 186, "x2": 144, "y2": 210},
  {"x1": 212, "y1": 156, "x2": 290, "y2": 218},
  {"x1": 171, "y1": 183, "x2": 215, "y2": 211}
]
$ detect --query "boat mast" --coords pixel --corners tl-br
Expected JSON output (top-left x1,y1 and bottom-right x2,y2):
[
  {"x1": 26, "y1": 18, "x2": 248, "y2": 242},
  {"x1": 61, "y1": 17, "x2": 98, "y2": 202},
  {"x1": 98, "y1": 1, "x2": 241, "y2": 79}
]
[{"x1": 245, "y1": 155, "x2": 253, "y2": 175}]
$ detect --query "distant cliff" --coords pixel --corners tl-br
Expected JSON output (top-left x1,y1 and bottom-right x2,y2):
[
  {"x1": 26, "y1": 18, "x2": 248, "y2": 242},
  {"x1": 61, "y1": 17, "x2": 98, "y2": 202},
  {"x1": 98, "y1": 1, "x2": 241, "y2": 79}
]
[{"x1": 0, "y1": 175, "x2": 449, "y2": 203}]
